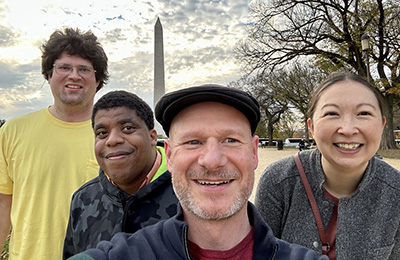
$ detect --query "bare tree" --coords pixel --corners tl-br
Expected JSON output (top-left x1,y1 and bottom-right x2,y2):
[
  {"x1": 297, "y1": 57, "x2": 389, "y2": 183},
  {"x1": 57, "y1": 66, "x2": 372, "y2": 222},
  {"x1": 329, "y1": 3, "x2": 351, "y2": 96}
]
[
  {"x1": 229, "y1": 75, "x2": 289, "y2": 146},
  {"x1": 237, "y1": 0, "x2": 400, "y2": 149},
  {"x1": 272, "y1": 63, "x2": 328, "y2": 140},
  {"x1": 275, "y1": 111, "x2": 302, "y2": 139}
]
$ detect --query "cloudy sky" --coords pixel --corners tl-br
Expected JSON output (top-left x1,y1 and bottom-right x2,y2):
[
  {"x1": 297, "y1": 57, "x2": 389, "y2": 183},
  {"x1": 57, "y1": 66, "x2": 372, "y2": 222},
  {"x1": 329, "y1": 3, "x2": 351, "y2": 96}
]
[{"x1": 0, "y1": 0, "x2": 252, "y2": 120}]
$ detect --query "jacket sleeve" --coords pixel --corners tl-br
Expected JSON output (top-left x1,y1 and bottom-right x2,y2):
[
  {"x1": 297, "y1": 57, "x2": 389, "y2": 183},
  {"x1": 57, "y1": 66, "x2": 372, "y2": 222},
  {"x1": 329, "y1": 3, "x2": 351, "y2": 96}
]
[
  {"x1": 63, "y1": 194, "x2": 81, "y2": 259},
  {"x1": 67, "y1": 253, "x2": 96, "y2": 260}
]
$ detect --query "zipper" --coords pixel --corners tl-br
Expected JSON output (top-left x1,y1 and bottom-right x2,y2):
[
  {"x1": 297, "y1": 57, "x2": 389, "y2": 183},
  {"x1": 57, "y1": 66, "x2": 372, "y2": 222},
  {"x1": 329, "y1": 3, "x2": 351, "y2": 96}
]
[
  {"x1": 183, "y1": 226, "x2": 192, "y2": 260},
  {"x1": 270, "y1": 244, "x2": 278, "y2": 259}
]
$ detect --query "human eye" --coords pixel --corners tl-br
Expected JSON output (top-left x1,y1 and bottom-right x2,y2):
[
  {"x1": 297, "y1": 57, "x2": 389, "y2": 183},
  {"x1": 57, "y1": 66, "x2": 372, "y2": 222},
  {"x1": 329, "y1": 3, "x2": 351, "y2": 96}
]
[
  {"x1": 224, "y1": 138, "x2": 238, "y2": 143},
  {"x1": 95, "y1": 129, "x2": 108, "y2": 139},
  {"x1": 323, "y1": 111, "x2": 338, "y2": 117},
  {"x1": 186, "y1": 140, "x2": 200, "y2": 145},
  {"x1": 122, "y1": 125, "x2": 136, "y2": 133},
  {"x1": 358, "y1": 111, "x2": 371, "y2": 116},
  {"x1": 79, "y1": 67, "x2": 92, "y2": 74},
  {"x1": 58, "y1": 65, "x2": 72, "y2": 72}
]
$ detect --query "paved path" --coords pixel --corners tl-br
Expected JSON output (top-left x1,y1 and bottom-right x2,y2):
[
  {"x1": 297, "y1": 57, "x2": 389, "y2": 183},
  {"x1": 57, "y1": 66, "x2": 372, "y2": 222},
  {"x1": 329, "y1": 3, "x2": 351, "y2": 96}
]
[{"x1": 250, "y1": 148, "x2": 400, "y2": 202}]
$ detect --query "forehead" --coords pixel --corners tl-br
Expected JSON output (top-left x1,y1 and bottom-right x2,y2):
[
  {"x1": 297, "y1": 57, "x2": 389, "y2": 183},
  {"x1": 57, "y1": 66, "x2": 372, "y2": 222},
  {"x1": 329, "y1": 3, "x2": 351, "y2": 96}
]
[
  {"x1": 94, "y1": 107, "x2": 140, "y2": 123},
  {"x1": 317, "y1": 80, "x2": 379, "y2": 107},
  {"x1": 56, "y1": 52, "x2": 92, "y2": 65}
]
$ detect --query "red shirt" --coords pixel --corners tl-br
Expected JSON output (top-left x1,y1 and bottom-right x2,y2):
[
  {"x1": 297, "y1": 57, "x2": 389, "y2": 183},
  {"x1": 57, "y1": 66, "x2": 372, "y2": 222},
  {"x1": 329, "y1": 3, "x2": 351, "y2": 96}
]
[{"x1": 188, "y1": 227, "x2": 254, "y2": 260}]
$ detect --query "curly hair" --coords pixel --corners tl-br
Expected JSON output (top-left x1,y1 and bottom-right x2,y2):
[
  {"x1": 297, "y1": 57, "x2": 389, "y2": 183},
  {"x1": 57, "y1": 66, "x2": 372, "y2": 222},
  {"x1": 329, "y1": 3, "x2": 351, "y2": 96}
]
[
  {"x1": 41, "y1": 27, "x2": 109, "y2": 91},
  {"x1": 92, "y1": 90, "x2": 154, "y2": 130}
]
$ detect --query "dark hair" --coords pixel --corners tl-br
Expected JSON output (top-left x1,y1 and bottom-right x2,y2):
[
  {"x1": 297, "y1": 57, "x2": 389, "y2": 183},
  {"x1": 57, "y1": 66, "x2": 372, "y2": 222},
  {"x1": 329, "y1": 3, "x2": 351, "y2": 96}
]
[
  {"x1": 307, "y1": 72, "x2": 386, "y2": 119},
  {"x1": 41, "y1": 27, "x2": 109, "y2": 91},
  {"x1": 92, "y1": 90, "x2": 154, "y2": 130}
]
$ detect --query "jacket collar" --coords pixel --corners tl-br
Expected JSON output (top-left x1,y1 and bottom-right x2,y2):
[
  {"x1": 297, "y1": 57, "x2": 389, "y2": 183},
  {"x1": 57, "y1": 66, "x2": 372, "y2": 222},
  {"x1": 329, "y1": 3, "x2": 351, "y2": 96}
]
[
  {"x1": 98, "y1": 168, "x2": 171, "y2": 206},
  {"x1": 166, "y1": 202, "x2": 279, "y2": 259}
]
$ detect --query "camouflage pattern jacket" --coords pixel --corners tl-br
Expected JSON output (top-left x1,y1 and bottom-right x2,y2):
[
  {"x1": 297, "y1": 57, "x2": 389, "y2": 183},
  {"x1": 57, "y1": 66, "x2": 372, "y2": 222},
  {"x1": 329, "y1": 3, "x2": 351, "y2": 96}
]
[{"x1": 63, "y1": 169, "x2": 178, "y2": 259}]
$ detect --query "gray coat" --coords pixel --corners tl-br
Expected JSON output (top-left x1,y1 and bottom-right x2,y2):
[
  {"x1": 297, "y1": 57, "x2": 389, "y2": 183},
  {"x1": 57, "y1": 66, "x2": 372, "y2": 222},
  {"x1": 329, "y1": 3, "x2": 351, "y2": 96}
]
[{"x1": 255, "y1": 148, "x2": 400, "y2": 260}]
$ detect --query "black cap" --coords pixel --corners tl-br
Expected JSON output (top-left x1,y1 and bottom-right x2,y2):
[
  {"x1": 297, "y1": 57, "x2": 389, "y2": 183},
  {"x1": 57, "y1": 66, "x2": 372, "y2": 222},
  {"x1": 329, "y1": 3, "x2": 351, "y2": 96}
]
[{"x1": 155, "y1": 84, "x2": 260, "y2": 136}]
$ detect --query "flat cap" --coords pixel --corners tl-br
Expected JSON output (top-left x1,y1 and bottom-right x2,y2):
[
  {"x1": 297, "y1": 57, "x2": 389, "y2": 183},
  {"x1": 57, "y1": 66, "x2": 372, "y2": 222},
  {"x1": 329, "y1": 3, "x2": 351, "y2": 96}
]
[{"x1": 155, "y1": 84, "x2": 260, "y2": 136}]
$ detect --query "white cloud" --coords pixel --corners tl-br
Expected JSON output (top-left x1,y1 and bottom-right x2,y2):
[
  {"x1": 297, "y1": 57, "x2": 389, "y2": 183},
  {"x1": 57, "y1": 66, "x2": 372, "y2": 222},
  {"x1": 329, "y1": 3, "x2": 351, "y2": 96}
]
[{"x1": 0, "y1": 0, "x2": 251, "y2": 120}]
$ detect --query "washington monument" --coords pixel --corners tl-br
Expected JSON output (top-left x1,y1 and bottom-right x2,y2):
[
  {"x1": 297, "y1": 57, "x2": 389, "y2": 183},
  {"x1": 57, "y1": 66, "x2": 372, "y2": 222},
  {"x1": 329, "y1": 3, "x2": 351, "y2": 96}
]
[
  {"x1": 154, "y1": 17, "x2": 165, "y2": 107},
  {"x1": 154, "y1": 17, "x2": 165, "y2": 136}
]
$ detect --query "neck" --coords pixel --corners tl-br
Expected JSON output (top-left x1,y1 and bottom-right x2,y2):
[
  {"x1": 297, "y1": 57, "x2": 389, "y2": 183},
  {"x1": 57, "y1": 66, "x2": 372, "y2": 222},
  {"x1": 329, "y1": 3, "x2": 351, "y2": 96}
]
[
  {"x1": 111, "y1": 148, "x2": 159, "y2": 195},
  {"x1": 48, "y1": 104, "x2": 92, "y2": 122},
  {"x1": 184, "y1": 204, "x2": 251, "y2": 250},
  {"x1": 321, "y1": 157, "x2": 366, "y2": 198}
]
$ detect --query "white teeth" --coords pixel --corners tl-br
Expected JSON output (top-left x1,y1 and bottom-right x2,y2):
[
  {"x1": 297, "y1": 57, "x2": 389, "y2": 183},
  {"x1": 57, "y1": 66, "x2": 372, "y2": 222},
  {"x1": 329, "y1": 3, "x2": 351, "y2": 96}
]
[
  {"x1": 197, "y1": 180, "x2": 230, "y2": 186},
  {"x1": 67, "y1": 85, "x2": 81, "y2": 89},
  {"x1": 336, "y1": 143, "x2": 360, "y2": 150}
]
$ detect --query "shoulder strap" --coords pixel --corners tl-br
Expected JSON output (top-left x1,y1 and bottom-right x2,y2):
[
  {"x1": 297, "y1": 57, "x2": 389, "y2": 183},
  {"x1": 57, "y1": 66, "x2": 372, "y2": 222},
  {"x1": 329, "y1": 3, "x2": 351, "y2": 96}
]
[{"x1": 294, "y1": 152, "x2": 330, "y2": 254}]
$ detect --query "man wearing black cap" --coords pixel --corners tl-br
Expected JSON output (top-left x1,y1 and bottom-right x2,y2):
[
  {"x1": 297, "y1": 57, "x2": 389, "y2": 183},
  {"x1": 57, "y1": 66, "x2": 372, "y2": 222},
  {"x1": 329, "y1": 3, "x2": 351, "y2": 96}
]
[{"x1": 68, "y1": 84, "x2": 327, "y2": 260}]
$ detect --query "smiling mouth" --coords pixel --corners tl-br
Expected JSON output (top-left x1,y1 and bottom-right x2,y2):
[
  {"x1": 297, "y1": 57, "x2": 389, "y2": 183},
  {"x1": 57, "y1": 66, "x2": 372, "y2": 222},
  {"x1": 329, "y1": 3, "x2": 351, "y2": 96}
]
[
  {"x1": 105, "y1": 151, "x2": 130, "y2": 159},
  {"x1": 335, "y1": 143, "x2": 363, "y2": 150},
  {"x1": 66, "y1": 85, "x2": 82, "y2": 89},
  {"x1": 196, "y1": 180, "x2": 231, "y2": 187}
]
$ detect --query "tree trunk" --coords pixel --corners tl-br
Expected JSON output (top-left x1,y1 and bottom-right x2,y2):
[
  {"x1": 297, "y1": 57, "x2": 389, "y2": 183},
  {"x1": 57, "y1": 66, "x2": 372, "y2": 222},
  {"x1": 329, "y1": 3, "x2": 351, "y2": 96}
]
[
  {"x1": 381, "y1": 95, "x2": 397, "y2": 149},
  {"x1": 304, "y1": 119, "x2": 310, "y2": 141},
  {"x1": 267, "y1": 120, "x2": 274, "y2": 146}
]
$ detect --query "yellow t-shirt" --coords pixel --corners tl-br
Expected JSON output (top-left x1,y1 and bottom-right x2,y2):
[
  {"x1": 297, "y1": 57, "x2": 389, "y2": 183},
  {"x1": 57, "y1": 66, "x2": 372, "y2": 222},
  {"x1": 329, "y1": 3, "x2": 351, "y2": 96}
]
[{"x1": 0, "y1": 108, "x2": 98, "y2": 259}]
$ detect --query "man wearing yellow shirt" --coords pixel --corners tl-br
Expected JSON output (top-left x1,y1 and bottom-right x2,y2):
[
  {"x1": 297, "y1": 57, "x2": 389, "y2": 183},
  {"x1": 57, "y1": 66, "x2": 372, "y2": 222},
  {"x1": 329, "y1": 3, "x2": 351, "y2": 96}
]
[{"x1": 0, "y1": 27, "x2": 109, "y2": 259}]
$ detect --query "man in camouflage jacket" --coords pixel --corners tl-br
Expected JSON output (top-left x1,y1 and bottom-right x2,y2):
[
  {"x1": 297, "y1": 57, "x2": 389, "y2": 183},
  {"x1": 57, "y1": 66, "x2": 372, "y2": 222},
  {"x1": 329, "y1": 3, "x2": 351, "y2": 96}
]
[{"x1": 63, "y1": 91, "x2": 178, "y2": 259}]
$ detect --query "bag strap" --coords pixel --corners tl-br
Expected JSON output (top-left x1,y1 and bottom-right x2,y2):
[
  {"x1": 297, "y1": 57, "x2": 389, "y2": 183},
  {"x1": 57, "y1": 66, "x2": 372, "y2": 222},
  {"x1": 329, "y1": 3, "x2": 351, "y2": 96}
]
[{"x1": 294, "y1": 152, "x2": 330, "y2": 254}]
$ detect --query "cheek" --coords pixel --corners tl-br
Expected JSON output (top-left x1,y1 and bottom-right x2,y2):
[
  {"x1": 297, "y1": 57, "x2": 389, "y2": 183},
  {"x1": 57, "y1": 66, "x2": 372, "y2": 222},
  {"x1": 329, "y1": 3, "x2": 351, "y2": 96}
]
[
  {"x1": 94, "y1": 140, "x2": 104, "y2": 156},
  {"x1": 364, "y1": 123, "x2": 384, "y2": 141},
  {"x1": 312, "y1": 120, "x2": 333, "y2": 136},
  {"x1": 169, "y1": 149, "x2": 198, "y2": 174}
]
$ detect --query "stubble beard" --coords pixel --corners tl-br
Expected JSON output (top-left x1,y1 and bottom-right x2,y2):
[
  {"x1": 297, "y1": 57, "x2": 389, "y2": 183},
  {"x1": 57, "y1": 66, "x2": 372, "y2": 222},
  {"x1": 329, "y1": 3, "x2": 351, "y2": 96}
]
[{"x1": 173, "y1": 169, "x2": 254, "y2": 221}]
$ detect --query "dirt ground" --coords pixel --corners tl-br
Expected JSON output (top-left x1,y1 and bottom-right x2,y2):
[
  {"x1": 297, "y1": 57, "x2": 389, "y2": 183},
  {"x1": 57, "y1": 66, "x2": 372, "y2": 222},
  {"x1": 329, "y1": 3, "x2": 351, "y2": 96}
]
[{"x1": 250, "y1": 148, "x2": 400, "y2": 202}]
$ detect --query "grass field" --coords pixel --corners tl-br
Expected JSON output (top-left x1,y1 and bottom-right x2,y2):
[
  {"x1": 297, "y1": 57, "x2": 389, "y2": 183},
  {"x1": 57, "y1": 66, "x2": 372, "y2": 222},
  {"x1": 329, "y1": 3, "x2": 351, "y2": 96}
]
[
  {"x1": 377, "y1": 148, "x2": 400, "y2": 159},
  {"x1": 0, "y1": 230, "x2": 10, "y2": 259}
]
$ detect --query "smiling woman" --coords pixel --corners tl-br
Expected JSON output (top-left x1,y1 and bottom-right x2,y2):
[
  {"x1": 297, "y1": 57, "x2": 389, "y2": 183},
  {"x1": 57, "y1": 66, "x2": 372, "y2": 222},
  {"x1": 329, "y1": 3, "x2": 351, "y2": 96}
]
[{"x1": 255, "y1": 72, "x2": 400, "y2": 260}]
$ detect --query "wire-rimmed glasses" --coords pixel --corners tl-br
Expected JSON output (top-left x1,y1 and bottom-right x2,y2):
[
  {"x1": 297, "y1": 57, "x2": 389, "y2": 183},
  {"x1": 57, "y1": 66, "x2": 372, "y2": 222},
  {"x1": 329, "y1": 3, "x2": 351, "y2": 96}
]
[{"x1": 53, "y1": 64, "x2": 96, "y2": 79}]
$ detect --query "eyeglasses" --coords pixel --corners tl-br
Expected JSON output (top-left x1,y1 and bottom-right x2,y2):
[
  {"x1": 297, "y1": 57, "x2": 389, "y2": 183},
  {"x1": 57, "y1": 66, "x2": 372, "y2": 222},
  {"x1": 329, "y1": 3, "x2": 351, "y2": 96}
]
[{"x1": 53, "y1": 64, "x2": 96, "y2": 79}]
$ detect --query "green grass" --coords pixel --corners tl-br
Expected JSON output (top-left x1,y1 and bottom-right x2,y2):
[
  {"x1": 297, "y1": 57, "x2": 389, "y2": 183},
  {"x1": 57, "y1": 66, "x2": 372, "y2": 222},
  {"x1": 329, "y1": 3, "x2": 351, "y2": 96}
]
[
  {"x1": 377, "y1": 148, "x2": 400, "y2": 159},
  {"x1": 1, "y1": 229, "x2": 10, "y2": 260}
]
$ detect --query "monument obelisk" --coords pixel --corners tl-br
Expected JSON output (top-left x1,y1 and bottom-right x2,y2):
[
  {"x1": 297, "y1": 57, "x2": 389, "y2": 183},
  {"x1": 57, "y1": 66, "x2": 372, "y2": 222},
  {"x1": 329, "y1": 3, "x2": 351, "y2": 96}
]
[{"x1": 154, "y1": 17, "x2": 165, "y2": 136}]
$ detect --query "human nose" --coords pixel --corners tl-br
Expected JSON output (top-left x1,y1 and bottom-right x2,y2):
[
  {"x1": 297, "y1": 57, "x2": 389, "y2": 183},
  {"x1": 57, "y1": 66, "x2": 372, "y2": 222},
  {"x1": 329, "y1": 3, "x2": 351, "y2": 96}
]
[
  {"x1": 337, "y1": 117, "x2": 359, "y2": 135},
  {"x1": 105, "y1": 130, "x2": 124, "y2": 146},
  {"x1": 198, "y1": 141, "x2": 227, "y2": 171}
]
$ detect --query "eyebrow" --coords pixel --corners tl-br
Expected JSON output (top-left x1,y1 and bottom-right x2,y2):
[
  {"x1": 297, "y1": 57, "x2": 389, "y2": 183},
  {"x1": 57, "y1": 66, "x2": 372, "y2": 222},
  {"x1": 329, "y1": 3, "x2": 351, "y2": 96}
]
[
  {"x1": 93, "y1": 116, "x2": 140, "y2": 131},
  {"x1": 321, "y1": 102, "x2": 378, "y2": 110},
  {"x1": 56, "y1": 63, "x2": 93, "y2": 68}
]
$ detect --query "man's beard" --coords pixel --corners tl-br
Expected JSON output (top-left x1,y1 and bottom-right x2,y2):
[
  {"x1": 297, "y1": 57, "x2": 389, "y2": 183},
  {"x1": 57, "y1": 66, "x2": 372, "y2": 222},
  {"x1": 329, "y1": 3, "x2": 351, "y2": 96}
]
[{"x1": 172, "y1": 169, "x2": 253, "y2": 220}]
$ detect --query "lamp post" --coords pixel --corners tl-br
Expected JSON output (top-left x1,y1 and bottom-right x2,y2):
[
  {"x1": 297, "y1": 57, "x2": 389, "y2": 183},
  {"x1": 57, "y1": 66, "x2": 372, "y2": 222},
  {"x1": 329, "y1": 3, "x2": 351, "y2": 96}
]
[
  {"x1": 361, "y1": 33, "x2": 371, "y2": 82},
  {"x1": 361, "y1": 33, "x2": 382, "y2": 158}
]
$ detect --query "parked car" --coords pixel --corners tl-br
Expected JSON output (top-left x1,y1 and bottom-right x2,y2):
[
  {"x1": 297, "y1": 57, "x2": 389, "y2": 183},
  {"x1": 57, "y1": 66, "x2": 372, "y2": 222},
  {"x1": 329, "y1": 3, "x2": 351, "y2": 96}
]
[
  {"x1": 284, "y1": 138, "x2": 302, "y2": 147},
  {"x1": 258, "y1": 138, "x2": 278, "y2": 148},
  {"x1": 284, "y1": 138, "x2": 315, "y2": 148}
]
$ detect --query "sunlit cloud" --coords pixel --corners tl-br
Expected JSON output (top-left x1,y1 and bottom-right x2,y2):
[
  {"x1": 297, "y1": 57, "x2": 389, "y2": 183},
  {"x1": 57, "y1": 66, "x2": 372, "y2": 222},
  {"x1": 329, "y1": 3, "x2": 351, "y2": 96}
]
[{"x1": 0, "y1": 0, "x2": 251, "y2": 120}]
